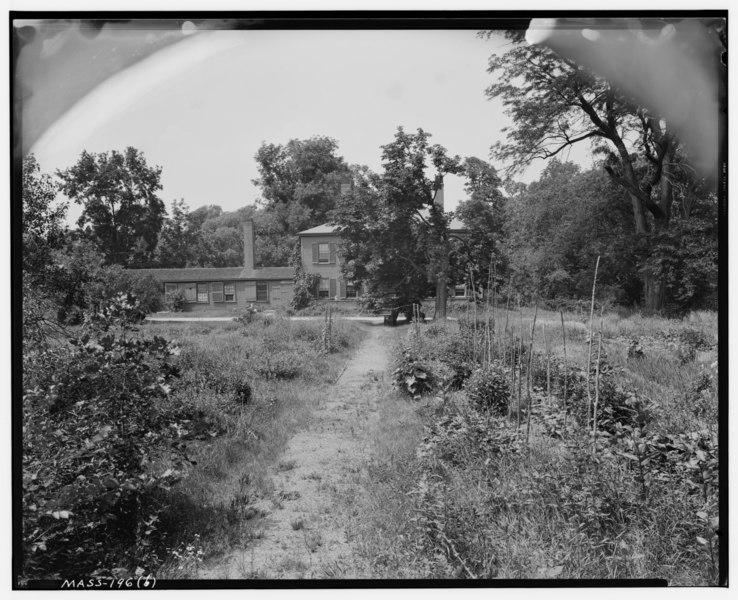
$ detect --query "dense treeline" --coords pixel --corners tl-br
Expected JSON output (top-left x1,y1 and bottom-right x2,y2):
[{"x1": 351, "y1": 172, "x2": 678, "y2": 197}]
[{"x1": 490, "y1": 159, "x2": 718, "y2": 315}]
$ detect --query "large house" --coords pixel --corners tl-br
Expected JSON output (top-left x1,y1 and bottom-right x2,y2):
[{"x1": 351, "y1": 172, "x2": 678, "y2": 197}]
[
  {"x1": 141, "y1": 181, "x2": 471, "y2": 311},
  {"x1": 297, "y1": 180, "x2": 470, "y2": 302},
  {"x1": 297, "y1": 223, "x2": 361, "y2": 301},
  {"x1": 138, "y1": 221, "x2": 295, "y2": 311}
]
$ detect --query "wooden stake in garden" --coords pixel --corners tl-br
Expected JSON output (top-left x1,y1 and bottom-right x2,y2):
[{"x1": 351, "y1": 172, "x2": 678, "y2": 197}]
[
  {"x1": 517, "y1": 296, "x2": 523, "y2": 429},
  {"x1": 592, "y1": 306, "x2": 604, "y2": 454},
  {"x1": 470, "y1": 268, "x2": 478, "y2": 363},
  {"x1": 543, "y1": 322, "x2": 551, "y2": 406},
  {"x1": 586, "y1": 255, "x2": 600, "y2": 423},
  {"x1": 508, "y1": 329, "x2": 515, "y2": 421},
  {"x1": 485, "y1": 259, "x2": 493, "y2": 365},
  {"x1": 525, "y1": 301, "x2": 539, "y2": 446},
  {"x1": 560, "y1": 310, "x2": 569, "y2": 434}
]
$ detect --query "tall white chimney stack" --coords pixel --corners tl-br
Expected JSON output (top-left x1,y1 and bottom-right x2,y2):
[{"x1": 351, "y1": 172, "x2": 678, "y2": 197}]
[{"x1": 243, "y1": 220, "x2": 255, "y2": 270}]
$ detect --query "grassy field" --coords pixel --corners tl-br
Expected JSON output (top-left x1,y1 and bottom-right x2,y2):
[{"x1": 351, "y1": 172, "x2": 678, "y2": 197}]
[
  {"x1": 21, "y1": 299, "x2": 719, "y2": 583},
  {"x1": 346, "y1": 306, "x2": 719, "y2": 583},
  {"x1": 143, "y1": 314, "x2": 366, "y2": 577}
]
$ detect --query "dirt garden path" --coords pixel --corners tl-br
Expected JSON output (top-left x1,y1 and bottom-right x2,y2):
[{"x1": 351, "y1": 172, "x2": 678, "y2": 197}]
[{"x1": 200, "y1": 323, "x2": 400, "y2": 579}]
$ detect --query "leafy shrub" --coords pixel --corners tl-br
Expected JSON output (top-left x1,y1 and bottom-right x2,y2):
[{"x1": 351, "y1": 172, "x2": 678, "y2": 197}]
[
  {"x1": 464, "y1": 364, "x2": 510, "y2": 415},
  {"x1": 540, "y1": 358, "x2": 650, "y2": 434},
  {"x1": 416, "y1": 410, "x2": 524, "y2": 470},
  {"x1": 291, "y1": 242, "x2": 321, "y2": 310},
  {"x1": 166, "y1": 289, "x2": 187, "y2": 312},
  {"x1": 22, "y1": 295, "x2": 187, "y2": 579},
  {"x1": 236, "y1": 305, "x2": 260, "y2": 325},
  {"x1": 84, "y1": 265, "x2": 163, "y2": 315},
  {"x1": 393, "y1": 349, "x2": 434, "y2": 399},
  {"x1": 685, "y1": 365, "x2": 718, "y2": 421},
  {"x1": 255, "y1": 350, "x2": 303, "y2": 380}
]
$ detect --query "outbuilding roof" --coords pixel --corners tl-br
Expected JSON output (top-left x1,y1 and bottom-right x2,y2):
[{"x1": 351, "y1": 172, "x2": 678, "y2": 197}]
[{"x1": 135, "y1": 266, "x2": 294, "y2": 282}]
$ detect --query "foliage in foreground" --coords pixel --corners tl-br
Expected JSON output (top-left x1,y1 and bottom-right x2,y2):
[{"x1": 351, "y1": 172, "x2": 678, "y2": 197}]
[
  {"x1": 22, "y1": 293, "x2": 362, "y2": 581},
  {"x1": 375, "y1": 313, "x2": 719, "y2": 583},
  {"x1": 23, "y1": 295, "x2": 185, "y2": 579}
]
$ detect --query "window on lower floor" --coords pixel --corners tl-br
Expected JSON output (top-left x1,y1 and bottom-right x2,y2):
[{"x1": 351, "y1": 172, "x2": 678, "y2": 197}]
[
  {"x1": 197, "y1": 283, "x2": 209, "y2": 303},
  {"x1": 183, "y1": 283, "x2": 197, "y2": 303},
  {"x1": 224, "y1": 282, "x2": 236, "y2": 302},
  {"x1": 454, "y1": 285, "x2": 467, "y2": 298},
  {"x1": 345, "y1": 282, "x2": 357, "y2": 298},
  {"x1": 256, "y1": 281, "x2": 268, "y2": 302},
  {"x1": 164, "y1": 283, "x2": 177, "y2": 295},
  {"x1": 318, "y1": 278, "x2": 330, "y2": 298}
]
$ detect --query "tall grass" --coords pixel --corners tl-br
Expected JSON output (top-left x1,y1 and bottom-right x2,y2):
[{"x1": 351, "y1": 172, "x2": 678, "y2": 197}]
[
  {"x1": 141, "y1": 316, "x2": 365, "y2": 576},
  {"x1": 359, "y1": 304, "x2": 719, "y2": 583}
]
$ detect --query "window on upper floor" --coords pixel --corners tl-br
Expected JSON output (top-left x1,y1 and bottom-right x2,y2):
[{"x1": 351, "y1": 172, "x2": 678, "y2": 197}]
[{"x1": 318, "y1": 243, "x2": 330, "y2": 263}]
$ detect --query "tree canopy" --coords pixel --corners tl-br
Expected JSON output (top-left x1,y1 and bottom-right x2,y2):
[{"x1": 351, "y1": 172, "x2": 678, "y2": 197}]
[
  {"x1": 22, "y1": 154, "x2": 67, "y2": 276},
  {"x1": 332, "y1": 127, "x2": 463, "y2": 318},
  {"x1": 483, "y1": 29, "x2": 716, "y2": 311},
  {"x1": 57, "y1": 147, "x2": 165, "y2": 267}
]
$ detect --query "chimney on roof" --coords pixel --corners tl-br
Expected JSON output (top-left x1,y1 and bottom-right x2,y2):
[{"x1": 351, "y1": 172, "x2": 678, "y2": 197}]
[
  {"x1": 432, "y1": 174, "x2": 444, "y2": 210},
  {"x1": 243, "y1": 220, "x2": 255, "y2": 270}
]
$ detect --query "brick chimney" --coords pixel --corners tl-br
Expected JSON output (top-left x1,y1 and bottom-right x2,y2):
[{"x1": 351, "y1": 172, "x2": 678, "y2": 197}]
[
  {"x1": 432, "y1": 174, "x2": 444, "y2": 210},
  {"x1": 243, "y1": 220, "x2": 255, "y2": 270}
]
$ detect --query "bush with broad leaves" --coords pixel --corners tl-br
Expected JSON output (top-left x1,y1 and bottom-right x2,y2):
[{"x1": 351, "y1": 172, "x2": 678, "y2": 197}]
[{"x1": 22, "y1": 294, "x2": 190, "y2": 580}]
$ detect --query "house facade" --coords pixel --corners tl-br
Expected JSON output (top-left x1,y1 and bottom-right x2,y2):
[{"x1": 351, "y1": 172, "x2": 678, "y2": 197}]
[
  {"x1": 138, "y1": 221, "x2": 294, "y2": 311},
  {"x1": 297, "y1": 224, "x2": 361, "y2": 301}
]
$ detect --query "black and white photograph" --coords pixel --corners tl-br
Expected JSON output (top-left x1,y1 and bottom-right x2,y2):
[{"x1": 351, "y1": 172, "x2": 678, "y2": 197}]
[{"x1": 12, "y1": 8, "x2": 727, "y2": 589}]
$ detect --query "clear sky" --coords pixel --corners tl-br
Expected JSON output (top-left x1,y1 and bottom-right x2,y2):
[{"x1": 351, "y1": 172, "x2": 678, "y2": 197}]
[{"x1": 26, "y1": 25, "x2": 593, "y2": 223}]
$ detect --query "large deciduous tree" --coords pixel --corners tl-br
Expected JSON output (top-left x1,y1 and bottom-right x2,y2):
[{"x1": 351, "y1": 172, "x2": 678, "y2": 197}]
[
  {"x1": 503, "y1": 160, "x2": 640, "y2": 305},
  {"x1": 57, "y1": 147, "x2": 165, "y2": 266},
  {"x1": 253, "y1": 136, "x2": 352, "y2": 232},
  {"x1": 22, "y1": 154, "x2": 67, "y2": 276},
  {"x1": 484, "y1": 29, "x2": 715, "y2": 311},
  {"x1": 332, "y1": 127, "x2": 463, "y2": 319},
  {"x1": 454, "y1": 157, "x2": 507, "y2": 293}
]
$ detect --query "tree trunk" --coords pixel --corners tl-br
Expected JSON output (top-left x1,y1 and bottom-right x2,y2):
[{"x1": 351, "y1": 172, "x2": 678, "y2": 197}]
[
  {"x1": 643, "y1": 270, "x2": 666, "y2": 312},
  {"x1": 626, "y1": 190, "x2": 666, "y2": 312},
  {"x1": 628, "y1": 191, "x2": 649, "y2": 235},
  {"x1": 435, "y1": 275, "x2": 447, "y2": 320}
]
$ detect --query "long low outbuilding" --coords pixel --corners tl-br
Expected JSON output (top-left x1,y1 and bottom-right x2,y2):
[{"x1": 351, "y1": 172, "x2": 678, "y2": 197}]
[{"x1": 135, "y1": 221, "x2": 295, "y2": 311}]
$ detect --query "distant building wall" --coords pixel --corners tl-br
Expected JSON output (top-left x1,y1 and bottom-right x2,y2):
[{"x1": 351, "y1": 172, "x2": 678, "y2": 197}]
[
  {"x1": 162, "y1": 278, "x2": 294, "y2": 311},
  {"x1": 299, "y1": 233, "x2": 362, "y2": 299}
]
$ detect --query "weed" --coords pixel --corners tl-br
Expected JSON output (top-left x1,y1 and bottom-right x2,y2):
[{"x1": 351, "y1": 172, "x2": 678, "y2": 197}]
[
  {"x1": 303, "y1": 530, "x2": 323, "y2": 553},
  {"x1": 277, "y1": 459, "x2": 298, "y2": 472}
]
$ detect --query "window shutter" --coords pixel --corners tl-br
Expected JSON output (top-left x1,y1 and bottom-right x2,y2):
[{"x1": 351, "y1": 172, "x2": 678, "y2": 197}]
[
  {"x1": 312, "y1": 243, "x2": 318, "y2": 264},
  {"x1": 244, "y1": 281, "x2": 257, "y2": 301},
  {"x1": 329, "y1": 278, "x2": 336, "y2": 298},
  {"x1": 212, "y1": 282, "x2": 224, "y2": 303},
  {"x1": 338, "y1": 279, "x2": 345, "y2": 299},
  {"x1": 329, "y1": 243, "x2": 337, "y2": 264}
]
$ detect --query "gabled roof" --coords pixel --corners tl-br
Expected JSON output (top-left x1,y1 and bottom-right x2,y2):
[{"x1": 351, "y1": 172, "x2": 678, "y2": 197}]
[
  {"x1": 134, "y1": 266, "x2": 294, "y2": 282},
  {"x1": 298, "y1": 224, "x2": 339, "y2": 236}
]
